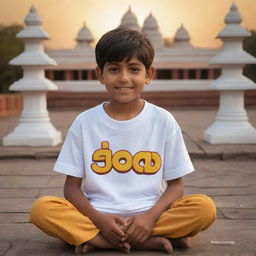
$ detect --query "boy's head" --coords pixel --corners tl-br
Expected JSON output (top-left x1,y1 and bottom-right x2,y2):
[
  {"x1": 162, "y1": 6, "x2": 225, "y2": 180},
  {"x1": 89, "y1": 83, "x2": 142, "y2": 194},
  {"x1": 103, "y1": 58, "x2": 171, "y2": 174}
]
[{"x1": 95, "y1": 27, "x2": 154, "y2": 70}]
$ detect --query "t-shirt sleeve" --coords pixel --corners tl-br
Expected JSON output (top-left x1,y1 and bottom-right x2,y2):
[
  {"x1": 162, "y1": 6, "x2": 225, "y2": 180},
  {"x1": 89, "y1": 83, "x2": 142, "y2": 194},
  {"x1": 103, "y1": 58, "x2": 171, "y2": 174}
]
[
  {"x1": 163, "y1": 120, "x2": 194, "y2": 180},
  {"x1": 54, "y1": 119, "x2": 85, "y2": 178}
]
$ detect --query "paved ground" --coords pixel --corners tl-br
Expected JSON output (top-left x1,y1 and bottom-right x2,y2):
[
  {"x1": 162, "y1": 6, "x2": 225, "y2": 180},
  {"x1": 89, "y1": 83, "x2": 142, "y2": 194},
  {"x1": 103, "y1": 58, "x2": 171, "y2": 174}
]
[{"x1": 0, "y1": 106, "x2": 256, "y2": 256}]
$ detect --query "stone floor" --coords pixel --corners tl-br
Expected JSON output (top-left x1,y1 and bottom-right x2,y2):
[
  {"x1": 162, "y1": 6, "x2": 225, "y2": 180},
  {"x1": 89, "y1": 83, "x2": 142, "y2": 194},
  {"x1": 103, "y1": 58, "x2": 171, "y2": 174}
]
[
  {"x1": 0, "y1": 158, "x2": 255, "y2": 256},
  {"x1": 0, "y1": 107, "x2": 255, "y2": 255}
]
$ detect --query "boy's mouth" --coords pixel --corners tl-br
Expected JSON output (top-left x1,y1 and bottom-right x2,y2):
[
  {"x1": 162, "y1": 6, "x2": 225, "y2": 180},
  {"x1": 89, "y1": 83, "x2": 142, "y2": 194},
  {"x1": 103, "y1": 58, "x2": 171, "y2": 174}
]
[{"x1": 115, "y1": 86, "x2": 134, "y2": 90}]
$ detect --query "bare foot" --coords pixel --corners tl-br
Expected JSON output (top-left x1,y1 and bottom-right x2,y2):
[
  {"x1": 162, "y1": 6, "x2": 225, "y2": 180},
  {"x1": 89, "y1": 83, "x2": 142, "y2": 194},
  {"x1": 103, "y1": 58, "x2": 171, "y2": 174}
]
[
  {"x1": 170, "y1": 237, "x2": 192, "y2": 249},
  {"x1": 138, "y1": 236, "x2": 173, "y2": 254},
  {"x1": 80, "y1": 233, "x2": 131, "y2": 253},
  {"x1": 119, "y1": 241, "x2": 131, "y2": 253},
  {"x1": 75, "y1": 243, "x2": 95, "y2": 254}
]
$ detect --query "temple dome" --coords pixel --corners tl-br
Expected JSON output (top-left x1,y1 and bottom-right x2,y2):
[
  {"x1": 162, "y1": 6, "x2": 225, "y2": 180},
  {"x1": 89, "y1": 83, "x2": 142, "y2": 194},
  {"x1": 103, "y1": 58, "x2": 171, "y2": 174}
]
[
  {"x1": 18, "y1": 5, "x2": 49, "y2": 39},
  {"x1": 142, "y1": 12, "x2": 164, "y2": 49},
  {"x1": 75, "y1": 23, "x2": 94, "y2": 50},
  {"x1": 24, "y1": 5, "x2": 41, "y2": 26},
  {"x1": 174, "y1": 24, "x2": 190, "y2": 41},
  {"x1": 225, "y1": 3, "x2": 242, "y2": 24},
  {"x1": 120, "y1": 6, "x2": 140, "y2": 31},
  {"x1": 76, "y1": 23, "x2": 94, "y2": 43},
  {"x1": 143, "y1": 12, "x2": 158, "y2": 29},
  {"x1": 171, "y1": 24, "x2": 192, "y2": 49}
]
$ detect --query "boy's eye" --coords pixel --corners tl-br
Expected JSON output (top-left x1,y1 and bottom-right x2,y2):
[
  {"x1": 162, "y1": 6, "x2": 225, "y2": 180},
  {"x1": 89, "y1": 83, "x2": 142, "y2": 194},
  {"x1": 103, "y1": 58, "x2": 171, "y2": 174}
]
[
  {"x1": 130, "y1": 67, "x2": 140, "y2": 73},
  {"x1": 108, "y1": 67, "x2": 119, "y2": 72}
]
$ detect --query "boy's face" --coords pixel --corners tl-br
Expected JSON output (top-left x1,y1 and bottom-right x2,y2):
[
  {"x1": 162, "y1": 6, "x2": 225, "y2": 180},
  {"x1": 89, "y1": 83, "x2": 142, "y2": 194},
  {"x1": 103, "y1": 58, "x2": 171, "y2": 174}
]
[{"x1": 96, "y1": 57, "x2": 155, "y2": 105}]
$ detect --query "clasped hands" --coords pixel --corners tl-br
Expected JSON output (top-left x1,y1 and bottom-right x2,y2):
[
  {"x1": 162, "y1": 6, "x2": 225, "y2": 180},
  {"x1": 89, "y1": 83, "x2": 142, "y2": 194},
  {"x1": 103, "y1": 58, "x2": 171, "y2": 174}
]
[{"x1": 96, "y1": 212, "x2": 156, "y2": 248}]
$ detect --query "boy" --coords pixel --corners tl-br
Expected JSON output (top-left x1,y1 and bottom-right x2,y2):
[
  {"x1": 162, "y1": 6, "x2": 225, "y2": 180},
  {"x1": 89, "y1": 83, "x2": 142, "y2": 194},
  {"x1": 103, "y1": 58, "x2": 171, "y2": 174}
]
[{"x1": 30, "y1": 27, "x2": 216, "y2": 254}]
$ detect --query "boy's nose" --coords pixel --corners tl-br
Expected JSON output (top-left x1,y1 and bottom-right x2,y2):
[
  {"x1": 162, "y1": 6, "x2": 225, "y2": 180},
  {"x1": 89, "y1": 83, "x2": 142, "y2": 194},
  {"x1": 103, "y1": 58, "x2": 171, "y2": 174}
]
[{"x1": 119, "y1": 70, "x2": 129, "y2": 82}]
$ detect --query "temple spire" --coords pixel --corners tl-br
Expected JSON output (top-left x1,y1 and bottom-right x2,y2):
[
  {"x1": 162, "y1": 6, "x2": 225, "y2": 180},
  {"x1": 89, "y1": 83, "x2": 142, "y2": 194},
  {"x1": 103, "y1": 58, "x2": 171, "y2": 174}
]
[
  {"x1": 3, "y1": 6, "x2": 61, "y2": 146},
  {"x1": 120, "y1": 6, "x2": 140, "y2": 31},
  {"x1": 204, "y1": 3, "x2": 256, "y2": 144},
  {"x1": 142, "y1": 11, "x2": 163, "y2": 49}
]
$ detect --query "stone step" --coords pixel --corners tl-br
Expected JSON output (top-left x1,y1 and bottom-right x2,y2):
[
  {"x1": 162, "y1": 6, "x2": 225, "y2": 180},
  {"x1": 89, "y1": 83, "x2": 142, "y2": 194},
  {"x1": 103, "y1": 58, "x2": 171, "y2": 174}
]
[{"x1": 47, "y1": 90, "x2": 256, "y2": 109}]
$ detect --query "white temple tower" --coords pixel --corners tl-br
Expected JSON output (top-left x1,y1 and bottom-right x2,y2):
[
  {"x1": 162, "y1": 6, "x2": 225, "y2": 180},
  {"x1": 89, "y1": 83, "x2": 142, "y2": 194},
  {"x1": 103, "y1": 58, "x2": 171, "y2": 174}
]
[
  {"x1": 172, "y1": 24, "x2": 192, "y2": 49},
  {"x1": 3, "y1": 6, "x2": 62, "y2": 146},
  {"x1": 204, "y1": 3, "x2": 256, "y2": 144},
  {"x1": 120, "y1": 6, "x2": 140, "y2": 31},
  {"x1": 142, "y1": 12, "x2": 164, "y2": 49},
  {"x1": 75, "y1": 22, "x2": 94, "y2": 51}
]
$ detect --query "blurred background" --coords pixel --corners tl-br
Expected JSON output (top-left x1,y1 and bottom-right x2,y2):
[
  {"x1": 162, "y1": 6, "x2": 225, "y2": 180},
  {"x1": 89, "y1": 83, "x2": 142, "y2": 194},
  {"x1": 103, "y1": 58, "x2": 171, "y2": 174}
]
[{"x1": 0, "y1": 0, "x2": 255, "y2": 97}]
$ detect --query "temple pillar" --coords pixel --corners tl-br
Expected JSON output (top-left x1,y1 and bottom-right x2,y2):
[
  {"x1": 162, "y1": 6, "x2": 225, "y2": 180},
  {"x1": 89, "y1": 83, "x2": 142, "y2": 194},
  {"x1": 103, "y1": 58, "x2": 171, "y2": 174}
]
[
  {"x1": 204, "y1": 4, "x2": 256, "y2": 144},
  {"x1": 3, "y1": 6, "x2": 61, "y2": 146},
  {"x1": 87, "y1": 70, "x2": 93, "y2": 80},
  {"x1": 172, "y1": 69, "x2": 179, "y2": 79},
  {"x1": 183, "y1": 69, "x2": 189, "y2": 79},
  {"x1": 48, "y1": 70, "x2": 54, "y2": 80},
  {"x1": 64, "y1": 70, "x2": 73, "y2": 80},
  {"x1": 195, "y1": 69, "x2": 201, "y2": 79},
  {"x1": 208, "y1": 69, "x2": 215, "y2": 79},
  {"x1": 78, "y1": 70, "x2": 83, "y2": 80}
]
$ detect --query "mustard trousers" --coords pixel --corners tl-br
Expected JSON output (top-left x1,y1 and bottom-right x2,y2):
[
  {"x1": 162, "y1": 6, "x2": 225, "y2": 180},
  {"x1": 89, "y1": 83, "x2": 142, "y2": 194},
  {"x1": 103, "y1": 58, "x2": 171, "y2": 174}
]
[{"x1": 30, "y1": 194, "x2": 216, "y2": 246}]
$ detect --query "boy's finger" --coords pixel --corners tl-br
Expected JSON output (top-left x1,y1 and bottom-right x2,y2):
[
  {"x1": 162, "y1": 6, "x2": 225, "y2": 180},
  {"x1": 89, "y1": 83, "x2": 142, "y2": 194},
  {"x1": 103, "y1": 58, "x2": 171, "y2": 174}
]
[
  {"x1": 130, "y1": 230, "x2": 142, "y2": 244},
  {"x1": 126, "y1": 217, "x2": 133, "y2": 226},
  {"x1": 126, "y1": 227, "x2": 139, "y2": 242},
  {"x1": 133, "y1": 232, "x2": 144, "y2": 245},
  {"x1": 108, "y1": 233, "x2": 121, "y2": 244},
  {"x1": 103, "y1": 230, "x2": 121, "y2": 244},
  {"x1": 124, "y1": 225, "x2": 135, "y2": 239},
  {"x1": 115, "y1": 216, "x2": 126, "y2": 225},
  {"x1": 113, "y1": 223, "x2": 125, "y2": 237},
  {"x1": 140, "y1": 234, "x2": 149, "y2": 244}
]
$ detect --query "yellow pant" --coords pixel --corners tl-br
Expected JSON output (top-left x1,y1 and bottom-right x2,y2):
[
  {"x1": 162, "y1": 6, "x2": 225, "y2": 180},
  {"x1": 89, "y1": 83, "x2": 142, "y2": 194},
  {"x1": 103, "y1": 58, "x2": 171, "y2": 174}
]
[{"x1": 30, "y1": 194, "x2": 216, "y2": 246}]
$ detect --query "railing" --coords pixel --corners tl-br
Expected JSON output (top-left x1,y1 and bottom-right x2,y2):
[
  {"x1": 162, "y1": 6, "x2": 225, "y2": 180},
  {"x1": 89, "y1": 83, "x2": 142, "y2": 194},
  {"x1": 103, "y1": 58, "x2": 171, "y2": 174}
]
[{"x1": 0, "y1": 94, "x2": 23, "y2": 118}]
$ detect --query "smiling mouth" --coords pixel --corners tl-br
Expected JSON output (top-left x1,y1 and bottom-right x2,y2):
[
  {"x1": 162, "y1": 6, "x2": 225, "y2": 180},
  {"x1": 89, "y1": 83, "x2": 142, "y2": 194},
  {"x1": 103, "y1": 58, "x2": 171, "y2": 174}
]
[{"x1": 115, "y1": 87, "x2": 134, "y2": 90}]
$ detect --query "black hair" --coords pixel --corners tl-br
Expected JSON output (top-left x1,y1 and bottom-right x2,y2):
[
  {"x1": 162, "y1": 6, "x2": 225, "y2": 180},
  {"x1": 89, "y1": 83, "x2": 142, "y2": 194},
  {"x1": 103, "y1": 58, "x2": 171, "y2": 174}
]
[{"x1": 95, "y1": 27, "x2": 154, "y2": 70}]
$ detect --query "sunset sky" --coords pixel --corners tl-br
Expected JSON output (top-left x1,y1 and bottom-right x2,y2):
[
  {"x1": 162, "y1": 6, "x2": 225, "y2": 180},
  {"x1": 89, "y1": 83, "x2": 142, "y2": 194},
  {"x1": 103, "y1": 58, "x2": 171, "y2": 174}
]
[{"x1": 1, "y1": 0, "x2": 256, "y2": 49}]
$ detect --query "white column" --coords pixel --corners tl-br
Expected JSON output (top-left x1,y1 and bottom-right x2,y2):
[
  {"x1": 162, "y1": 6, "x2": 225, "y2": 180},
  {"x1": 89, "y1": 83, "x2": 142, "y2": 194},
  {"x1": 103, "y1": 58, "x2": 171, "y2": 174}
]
[
  {"x1": 204, "y1": 3, "x2": 256, "y2": 144},
  {"x1": 3, "y1": 6, "x2": 61, "y2": 146}
]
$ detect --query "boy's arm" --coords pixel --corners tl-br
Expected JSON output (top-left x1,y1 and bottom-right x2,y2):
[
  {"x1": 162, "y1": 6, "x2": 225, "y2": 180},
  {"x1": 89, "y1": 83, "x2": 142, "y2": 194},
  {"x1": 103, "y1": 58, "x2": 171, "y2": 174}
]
[
  {"x1": 124, "y1": 177, "x2": 184, "y2": 245},
  {"x1": 64, "y1": 175, "x2": 126, "y2": 244}
]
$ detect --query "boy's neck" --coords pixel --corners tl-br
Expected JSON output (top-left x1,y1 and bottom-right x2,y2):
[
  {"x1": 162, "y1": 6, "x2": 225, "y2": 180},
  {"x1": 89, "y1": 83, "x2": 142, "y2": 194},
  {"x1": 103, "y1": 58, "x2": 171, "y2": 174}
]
[{"x1": 104, "y1": 99, "x2": 145, "y2": 121}]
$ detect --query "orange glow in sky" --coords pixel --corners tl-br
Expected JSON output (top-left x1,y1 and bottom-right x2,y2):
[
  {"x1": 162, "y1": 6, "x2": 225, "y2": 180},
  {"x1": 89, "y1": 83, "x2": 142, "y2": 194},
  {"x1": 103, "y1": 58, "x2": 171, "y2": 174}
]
[{"x1": 1, "y1": 0, "x2": 256, "y2": 49}]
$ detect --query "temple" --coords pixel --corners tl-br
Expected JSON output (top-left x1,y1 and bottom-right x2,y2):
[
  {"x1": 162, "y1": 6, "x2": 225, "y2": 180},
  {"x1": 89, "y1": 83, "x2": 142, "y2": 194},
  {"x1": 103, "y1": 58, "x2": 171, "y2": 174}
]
[
  {"x1": 46, "y1": 8, "x2": 221, "y2": 82},
  {"x1": 43, "y1": 7, "x2": 254, "y2": 108},
  {"x1": 4, "y1": 4, "x2": 256, "y2": 146}
]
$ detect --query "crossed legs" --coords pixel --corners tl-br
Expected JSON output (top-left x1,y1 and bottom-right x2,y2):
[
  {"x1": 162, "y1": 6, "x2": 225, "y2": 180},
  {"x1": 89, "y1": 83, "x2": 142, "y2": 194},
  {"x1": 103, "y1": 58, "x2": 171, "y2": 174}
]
[{"x1": 30, "y1": 194, "x2": 216, "y2": 253}]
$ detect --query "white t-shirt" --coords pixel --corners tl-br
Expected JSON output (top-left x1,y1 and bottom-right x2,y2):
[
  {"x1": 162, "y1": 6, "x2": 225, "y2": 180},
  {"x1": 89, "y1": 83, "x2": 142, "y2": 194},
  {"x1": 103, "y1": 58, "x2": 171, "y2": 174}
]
[{"x1": 54, "y1": 101, "x2": 194, "y2": 216}]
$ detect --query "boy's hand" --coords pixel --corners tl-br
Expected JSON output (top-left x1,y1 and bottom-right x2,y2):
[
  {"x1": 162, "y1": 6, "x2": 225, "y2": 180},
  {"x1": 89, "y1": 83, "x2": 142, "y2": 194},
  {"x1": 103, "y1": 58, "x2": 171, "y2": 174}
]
[
  {"x1": 124, "y1": 212, "x2": 156, "y2": 245},
  {"x1": 94, "y1": 213, "x2": 126, "y2": 245}
]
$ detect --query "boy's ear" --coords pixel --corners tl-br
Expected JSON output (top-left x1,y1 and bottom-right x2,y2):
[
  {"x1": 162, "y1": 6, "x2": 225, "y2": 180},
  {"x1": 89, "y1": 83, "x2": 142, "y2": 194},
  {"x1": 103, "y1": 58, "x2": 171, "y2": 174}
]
[
  {"x1": 95, "y1": 66, "x2": 104, "y2": 84},
  {"x1": 145, "y1": 66, "x2": 155, "y2": 84}
]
